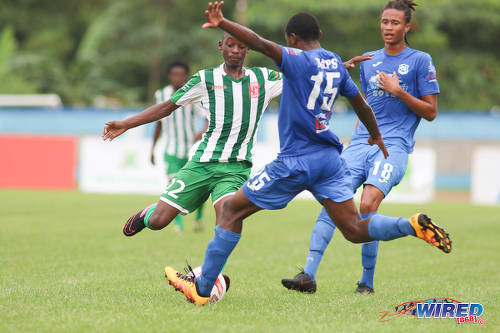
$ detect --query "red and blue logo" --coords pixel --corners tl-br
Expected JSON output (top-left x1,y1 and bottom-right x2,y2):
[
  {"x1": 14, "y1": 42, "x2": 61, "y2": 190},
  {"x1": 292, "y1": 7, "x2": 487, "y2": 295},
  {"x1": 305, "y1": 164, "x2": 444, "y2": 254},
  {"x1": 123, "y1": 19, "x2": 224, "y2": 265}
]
[
  {"x1": 379, "y1": 298, "x2": 486, "y2": 326},
  {"x1": 417, "y1": 300, "x2": 485, "y2": 326}
]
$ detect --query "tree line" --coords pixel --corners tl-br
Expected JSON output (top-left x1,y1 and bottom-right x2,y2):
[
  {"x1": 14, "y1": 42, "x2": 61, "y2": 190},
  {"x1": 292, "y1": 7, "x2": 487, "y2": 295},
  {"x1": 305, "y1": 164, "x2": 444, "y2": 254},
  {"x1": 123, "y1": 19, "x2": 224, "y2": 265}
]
[{"x1": 0, "y1": 0, "x2": 498, "y2": 110}]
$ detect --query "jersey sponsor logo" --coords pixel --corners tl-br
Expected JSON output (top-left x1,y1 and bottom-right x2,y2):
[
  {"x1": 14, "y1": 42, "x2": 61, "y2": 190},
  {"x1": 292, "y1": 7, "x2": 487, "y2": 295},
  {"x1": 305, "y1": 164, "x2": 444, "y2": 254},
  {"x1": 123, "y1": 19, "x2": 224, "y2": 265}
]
[
  {"x1": 369, "y1": 74, "x2": 379, "y2": 89},
  {"x1": 211, "y1": 85, "x2": 227, "y2": 91},
  {"x1": 372, "y1": 61, "x2": 383, "y2": 67},
  {"x1": 368, "y1": 74, "x2": 408, "y2": 97},
  {"x1": 314, "y1": 111, "x2": 331, "y2": 133},
  {"x1": 315, "y1": 57, "x2": 338, "y2": 70},
  {"x1": 249, "y1": 82, "x2": 260, "y2": 98},
  {"x1": 398, "y1": 63, "x2": 409, "y2": 75}
]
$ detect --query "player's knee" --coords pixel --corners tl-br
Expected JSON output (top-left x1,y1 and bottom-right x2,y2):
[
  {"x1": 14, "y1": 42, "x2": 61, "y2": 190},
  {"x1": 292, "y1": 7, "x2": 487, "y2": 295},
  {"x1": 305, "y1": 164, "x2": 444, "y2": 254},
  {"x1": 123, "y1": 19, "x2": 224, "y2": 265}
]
[
  {"x1": 359, "y1": 200, "x2": 378, "y2": 215},
  {"x1": 222, "y1": 197, "x2": 236, "y2": 214}
]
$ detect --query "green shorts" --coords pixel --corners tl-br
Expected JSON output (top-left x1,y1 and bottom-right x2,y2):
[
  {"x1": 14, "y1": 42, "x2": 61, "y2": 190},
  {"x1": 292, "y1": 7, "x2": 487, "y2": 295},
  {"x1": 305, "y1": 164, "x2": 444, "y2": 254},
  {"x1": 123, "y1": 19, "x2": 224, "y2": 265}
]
[
  {"x1": 164, "y1": 154, "x2": 188, "y2": 177},
  {"x1": 160, "y1": 160, "x2": 251, "y2": 214}
]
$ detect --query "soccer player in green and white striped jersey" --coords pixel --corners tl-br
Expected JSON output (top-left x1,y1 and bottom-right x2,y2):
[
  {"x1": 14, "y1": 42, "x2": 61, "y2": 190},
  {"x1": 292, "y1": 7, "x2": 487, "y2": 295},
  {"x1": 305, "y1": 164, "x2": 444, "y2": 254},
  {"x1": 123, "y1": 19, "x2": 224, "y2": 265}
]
[
  {"x1": 103, "y1": 32, "x2": 282, "y2": 237},
  {"x1": 151, "y1": 60, "x2": 208, "y2": 232}
]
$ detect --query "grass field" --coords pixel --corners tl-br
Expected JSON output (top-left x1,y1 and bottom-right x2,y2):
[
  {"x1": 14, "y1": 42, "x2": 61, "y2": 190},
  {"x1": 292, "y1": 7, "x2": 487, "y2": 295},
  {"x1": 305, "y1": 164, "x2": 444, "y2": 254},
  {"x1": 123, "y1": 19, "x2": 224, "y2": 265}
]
[{"x1": 1, "y1": 189, "x2": 499, "y2": 332}]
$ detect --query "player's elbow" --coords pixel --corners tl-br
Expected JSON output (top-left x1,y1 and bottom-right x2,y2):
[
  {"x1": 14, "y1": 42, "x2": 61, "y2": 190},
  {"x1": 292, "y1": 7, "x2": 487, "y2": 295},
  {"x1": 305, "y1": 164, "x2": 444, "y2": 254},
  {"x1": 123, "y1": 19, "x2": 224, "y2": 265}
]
[{"x1": 424, "y1": 109, "x2": 437, "y2": 121}]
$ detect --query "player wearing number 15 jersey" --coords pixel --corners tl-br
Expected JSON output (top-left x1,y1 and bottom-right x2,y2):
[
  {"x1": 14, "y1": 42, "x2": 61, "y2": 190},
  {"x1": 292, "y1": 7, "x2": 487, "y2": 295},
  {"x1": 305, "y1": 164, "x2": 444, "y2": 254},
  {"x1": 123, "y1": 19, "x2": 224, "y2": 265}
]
[
  {"x1": 283, "y1": 0, "x2": 441, "y2": 295},
  {"x1": 165, "y1": 3, "x2": 451, "y2": 306}
]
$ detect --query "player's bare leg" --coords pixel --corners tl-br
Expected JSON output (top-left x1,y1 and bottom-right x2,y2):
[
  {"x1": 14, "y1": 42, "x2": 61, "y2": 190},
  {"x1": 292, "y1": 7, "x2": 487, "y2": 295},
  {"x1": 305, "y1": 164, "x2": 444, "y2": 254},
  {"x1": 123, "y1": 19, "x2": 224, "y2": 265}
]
[
  {"x1": 123, "y1": 200, "x2": 180, "y2": 236},
  {"x1": 322, "y1": 198, "x2": 371, "y2": 243},
  {"x1": 217, "y1": 189, "x2": 262, "y2": 233}
]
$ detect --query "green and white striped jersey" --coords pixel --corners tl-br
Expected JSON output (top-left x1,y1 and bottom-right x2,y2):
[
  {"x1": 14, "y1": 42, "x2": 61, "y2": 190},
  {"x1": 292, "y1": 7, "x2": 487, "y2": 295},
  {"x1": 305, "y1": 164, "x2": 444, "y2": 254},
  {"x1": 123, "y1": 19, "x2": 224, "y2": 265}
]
[
  {"x1": 155, "y1": 85, "x2": 204, "y2": 159},
  {"x1": 170, "y1": 64, "x2": 282, "y2": 163}
]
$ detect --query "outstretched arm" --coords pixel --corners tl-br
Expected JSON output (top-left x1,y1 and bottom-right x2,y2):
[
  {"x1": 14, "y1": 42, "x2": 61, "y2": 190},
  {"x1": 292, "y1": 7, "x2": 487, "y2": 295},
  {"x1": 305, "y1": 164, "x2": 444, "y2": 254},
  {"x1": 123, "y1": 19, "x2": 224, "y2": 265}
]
[
  {"x1": 102, "y1": 100, "x2": 178, "y2": 141},
  {"x1": 344, "y1": 54, "x2": 373, "y2": 70},
  {"x1": 202, "y1": 1, "x2": 282, "y2": 64},
  {"x1": 347, "y1": 93, "x2": 389, "y2": 159}
]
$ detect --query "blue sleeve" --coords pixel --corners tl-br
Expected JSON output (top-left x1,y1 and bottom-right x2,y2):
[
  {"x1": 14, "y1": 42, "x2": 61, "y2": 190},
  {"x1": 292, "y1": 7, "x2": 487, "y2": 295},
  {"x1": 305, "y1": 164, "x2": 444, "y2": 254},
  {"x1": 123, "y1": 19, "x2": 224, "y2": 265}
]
[
  {"x1": 359, "y1": 62, "x2": 367, "y2": 94},
  {"x1": 277, "y1": 46, "x2": 306, "y2": 80},
  {"x1": 416, "y1": 52, "x2": 440, "y2": 97},
  {"x1": 339, "y1": 64, "x2": 360, "y2": 98}
]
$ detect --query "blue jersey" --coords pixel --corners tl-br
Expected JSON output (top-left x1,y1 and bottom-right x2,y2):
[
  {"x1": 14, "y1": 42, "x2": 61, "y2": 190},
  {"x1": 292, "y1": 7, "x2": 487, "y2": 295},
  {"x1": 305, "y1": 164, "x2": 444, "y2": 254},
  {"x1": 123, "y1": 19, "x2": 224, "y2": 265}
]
[
  {"x1": 277, "y1": 46, "x2": 359, "y2": 156},
  {"x1": 352, "y1": 47, "x2": 439, "y2": 153}
]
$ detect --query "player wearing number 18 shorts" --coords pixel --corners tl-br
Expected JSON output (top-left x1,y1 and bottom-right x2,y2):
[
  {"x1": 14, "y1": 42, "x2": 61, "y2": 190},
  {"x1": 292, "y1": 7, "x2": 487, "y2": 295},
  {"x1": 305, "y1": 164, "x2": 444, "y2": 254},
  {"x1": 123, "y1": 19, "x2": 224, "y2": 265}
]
[
  {"x1": 282, "y1": 0, "x2": 441, "y2": 295},
  {"x1": 165, "y1": 3, "x2": 450, "y2": 306}
]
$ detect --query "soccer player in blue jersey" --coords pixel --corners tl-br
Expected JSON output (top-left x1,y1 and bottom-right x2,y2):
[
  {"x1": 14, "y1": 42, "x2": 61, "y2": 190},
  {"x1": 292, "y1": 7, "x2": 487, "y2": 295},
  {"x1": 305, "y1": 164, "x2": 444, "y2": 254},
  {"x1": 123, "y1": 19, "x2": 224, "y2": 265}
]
[
  {"x1": 165, "y1": 1, "x2": 451, "y2": 305},
  {"x1": 282, "y1": 0, "x2": 441, "y2": 295}
]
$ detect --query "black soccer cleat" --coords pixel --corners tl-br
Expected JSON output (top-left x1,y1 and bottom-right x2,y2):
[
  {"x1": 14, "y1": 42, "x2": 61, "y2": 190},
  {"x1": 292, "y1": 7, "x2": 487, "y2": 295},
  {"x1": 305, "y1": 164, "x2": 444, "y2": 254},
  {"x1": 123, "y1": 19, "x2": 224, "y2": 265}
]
[
  {"x1": 281, "y1": 271, "x2": 317, "y2": 293},
  {"x1": 355, "y1": 282, "x2": 374, "y2": 295},
  {"x1": 123, "y1": 211, "x2": 146, "y2": 236}
]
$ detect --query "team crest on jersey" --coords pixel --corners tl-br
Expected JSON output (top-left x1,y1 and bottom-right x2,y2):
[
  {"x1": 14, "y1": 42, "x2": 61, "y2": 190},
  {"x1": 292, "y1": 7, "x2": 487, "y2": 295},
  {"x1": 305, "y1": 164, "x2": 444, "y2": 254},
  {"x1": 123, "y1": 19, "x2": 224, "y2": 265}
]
[
  {"x1": 249, "y1": 82, "x2": 260, "y2": 98},
  {"x1": 398, "y1": 64, "x2": 409, "y2": 75}
]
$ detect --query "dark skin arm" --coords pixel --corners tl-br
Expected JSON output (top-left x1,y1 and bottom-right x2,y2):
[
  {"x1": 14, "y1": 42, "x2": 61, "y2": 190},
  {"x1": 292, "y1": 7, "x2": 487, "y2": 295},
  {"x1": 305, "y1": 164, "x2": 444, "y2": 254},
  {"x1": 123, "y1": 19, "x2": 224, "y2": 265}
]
[
  {"x1": 202, "y1": 1, "x2": 283, "y2": 64},
  {"x1": 376, "y1": 70, "x2": 437, "y2": 121},
  {"x1": 347, "y1": 93, "x2": 389, "y2": 158},
  {"x1": 344, "y1": 54, "x2": 373, "y2": 70},
  {"x1": 102, "y1": 100, "x2": 178, "y2": 141},
  {"x1": 150, "y1": 121, "x2": 162, "y2": 165}
]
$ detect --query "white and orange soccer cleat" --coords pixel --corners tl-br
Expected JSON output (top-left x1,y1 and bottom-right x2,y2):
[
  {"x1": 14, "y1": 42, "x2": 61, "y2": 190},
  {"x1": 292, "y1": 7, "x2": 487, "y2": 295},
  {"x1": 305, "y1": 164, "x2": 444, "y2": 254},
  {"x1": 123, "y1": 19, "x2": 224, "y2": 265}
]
[{"x1": 164, "y1": 266, "x2": 210, "y2": 306}]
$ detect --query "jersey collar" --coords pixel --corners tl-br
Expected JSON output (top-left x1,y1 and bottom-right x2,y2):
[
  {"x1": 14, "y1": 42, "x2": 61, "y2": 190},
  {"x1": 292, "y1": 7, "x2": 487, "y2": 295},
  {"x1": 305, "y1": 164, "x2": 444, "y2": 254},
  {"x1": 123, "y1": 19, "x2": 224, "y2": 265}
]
[{"x1": 219, "y1": 63, "x2": 248, "y2": 82}]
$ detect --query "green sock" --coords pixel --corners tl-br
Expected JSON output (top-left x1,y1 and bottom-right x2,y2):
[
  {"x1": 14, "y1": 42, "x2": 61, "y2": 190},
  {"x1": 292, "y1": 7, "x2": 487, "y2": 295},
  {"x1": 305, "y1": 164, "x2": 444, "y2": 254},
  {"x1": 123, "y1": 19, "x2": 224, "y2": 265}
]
[
  {"x1": 143, "y1": 203, "x2": 157, "y2": 229},
  {"x1": 174, "y1": 214, "x2": 184, "y2": 231}
]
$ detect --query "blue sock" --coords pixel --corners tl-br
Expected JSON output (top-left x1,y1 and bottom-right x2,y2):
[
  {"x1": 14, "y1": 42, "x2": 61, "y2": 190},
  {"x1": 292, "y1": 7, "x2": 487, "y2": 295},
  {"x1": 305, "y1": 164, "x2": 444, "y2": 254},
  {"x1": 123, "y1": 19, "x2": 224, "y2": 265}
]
[
  {"x1": 196, "y1": 227, "x2": 241, "y2": 297},
  {"x1": 304, "y1": 208, "x2": 336, "y2": 281},
  {"x1": 359, "y1": 212, "x2": 378, "y2": 289},
  {"x1": 367, "y1": 214, "x2": 416, "y2": 241}
]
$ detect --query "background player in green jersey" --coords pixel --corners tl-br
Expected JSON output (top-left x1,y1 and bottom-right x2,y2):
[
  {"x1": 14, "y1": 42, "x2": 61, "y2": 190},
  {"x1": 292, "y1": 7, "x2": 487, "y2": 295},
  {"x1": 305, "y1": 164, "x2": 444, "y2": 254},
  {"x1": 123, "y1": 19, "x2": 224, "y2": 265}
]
[
  {"x1": 150, "y1": 60, "x2": 208, "y2": 232},
  {"x1": 102, "y1": 32, "x2": 282, "y2": 237}
]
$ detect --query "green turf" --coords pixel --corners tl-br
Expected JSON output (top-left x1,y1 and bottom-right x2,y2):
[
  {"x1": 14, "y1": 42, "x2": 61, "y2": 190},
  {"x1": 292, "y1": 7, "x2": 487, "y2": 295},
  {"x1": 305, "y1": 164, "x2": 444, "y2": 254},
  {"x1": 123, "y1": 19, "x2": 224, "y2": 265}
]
[{"x1": 1, "y1": 189, "x2": 498, "y2": 332}]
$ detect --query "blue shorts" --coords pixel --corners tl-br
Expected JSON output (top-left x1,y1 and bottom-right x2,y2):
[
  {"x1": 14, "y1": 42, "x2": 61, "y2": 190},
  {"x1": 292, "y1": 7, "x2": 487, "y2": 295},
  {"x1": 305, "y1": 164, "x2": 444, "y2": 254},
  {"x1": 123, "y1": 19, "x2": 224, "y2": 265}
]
[
  {"x1": 242, "y1": 148, "x2": 353, "y2": 210},
  {"x1": 341, "y1": 143, "x2": 408, "y2": 196}
]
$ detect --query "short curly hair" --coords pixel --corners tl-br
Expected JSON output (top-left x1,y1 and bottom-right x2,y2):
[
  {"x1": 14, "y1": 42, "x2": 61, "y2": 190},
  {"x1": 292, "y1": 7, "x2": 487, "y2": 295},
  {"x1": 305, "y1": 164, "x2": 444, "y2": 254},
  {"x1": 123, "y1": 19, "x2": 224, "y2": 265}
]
[{"x1": 285, "y1": 12, "x2": 321, "y2": 42}]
